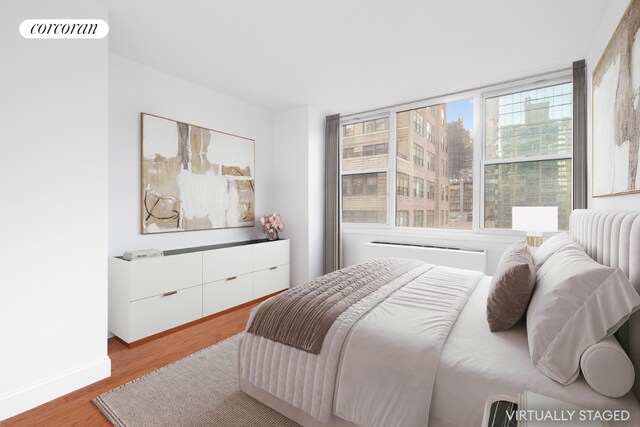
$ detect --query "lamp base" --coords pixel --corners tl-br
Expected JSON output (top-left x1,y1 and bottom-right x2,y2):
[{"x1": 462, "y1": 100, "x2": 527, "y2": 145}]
[{"x1": 526, "y1": 235, "x2": 543, "y2": 247}]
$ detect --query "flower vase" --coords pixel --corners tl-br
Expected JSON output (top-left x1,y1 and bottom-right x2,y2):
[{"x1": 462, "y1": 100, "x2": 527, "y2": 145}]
[{"x1": 266, "y1": 228, "x2": 279, "y2": 241}]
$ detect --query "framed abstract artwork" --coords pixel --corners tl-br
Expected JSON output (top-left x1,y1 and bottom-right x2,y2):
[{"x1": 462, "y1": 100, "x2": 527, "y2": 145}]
[
  {"x1": 141, "y1": 113, "x2": 255, "y2": 234},
  {"x1": 592, "y1": 0, "x2": 640, "y2": 197}
]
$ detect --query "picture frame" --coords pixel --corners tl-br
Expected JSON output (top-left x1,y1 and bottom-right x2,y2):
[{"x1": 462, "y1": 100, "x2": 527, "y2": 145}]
[
  {"x1": 592, "y1": 0, "x2": 640, "y2": 197},
  {"x1": 141, "y1": 113, "x2": 255, "y2": 234}
]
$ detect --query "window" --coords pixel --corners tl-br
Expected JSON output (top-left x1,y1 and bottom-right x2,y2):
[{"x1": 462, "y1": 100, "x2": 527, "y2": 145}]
[
  {"x1": 343, "y1": 147, "x2": 355, "y2": 158},
  {"x1": 397, "y1": 172, "x2": 409, "y2": 196},
  {"x1": 342, "y1": 173, "x2": 382, "y2": 196},
  {"x1": 426, "y1": 152, "x2": 434, "y2": 171},
  {"x1": 341, "y1": 117, "x2": 388, "y2": 224},
  {"x1": 339, "y1": 74, "x2": 572, "y2": 232},
  {"x1": 343, "y1": 210, "x2": 384, "y2": 223},
  {"x1": 364, "y1": 118, "x2": 387, "y2": 133},
  {"x1": 413, "y1": 177, "x2": 424, "y2": 198},
  {"x1": 362, "y1": 143, "x2": 389, "y2": 156},
  {"x1": 343, "y1": 143, "x2": 388, "y2": 159},
  {"x1": 396, "y1": 210, "x2": 409, "y2": 227},
  {"x1": 396, "y1": 101, "x2": 473, "y2": 230},
  {"x1": 413, "y1": 210, "x2": 424, "y2": 227},
  {"x1": 413, "y1": 144, "x2": 424, "y2": 166},
  {"x1": 344, "y1": 124, "x2": 355, "y2": 137},
  {"x1": 484, "y1": 82, "x2": 572, "y2": 229},
  {"x1": 427, "y1": 181, "x2": 435, "y2": 200},
  {"x1": 426, "y1": 210, "x2": 435, "y2": 227},
  {"x1": 413, "y1": 111, "x2": 424, "y2": 135}
]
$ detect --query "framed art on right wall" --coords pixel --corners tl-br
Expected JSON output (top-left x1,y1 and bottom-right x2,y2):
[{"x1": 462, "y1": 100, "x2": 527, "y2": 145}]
[{"x1": 592, "y1": 0, "x2": 640, "y2": 197}]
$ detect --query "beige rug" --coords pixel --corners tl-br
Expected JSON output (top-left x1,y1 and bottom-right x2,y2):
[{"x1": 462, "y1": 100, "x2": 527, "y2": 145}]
[{"x1": 94, "y1": 334, "x2": 300, "y2": 427}]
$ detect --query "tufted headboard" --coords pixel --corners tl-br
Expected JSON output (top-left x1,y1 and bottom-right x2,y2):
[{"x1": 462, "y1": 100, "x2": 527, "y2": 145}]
[{"x1": 570, "y1": 209, "x2": 640, "y2": 400}]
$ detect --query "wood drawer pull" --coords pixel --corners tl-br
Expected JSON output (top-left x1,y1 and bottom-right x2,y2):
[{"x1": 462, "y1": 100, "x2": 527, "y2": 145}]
[
  {"x1": 269, "y1": 266, "x2": 278, "y2": 271},
  {"x1": 162, "y1": 290, "x2": 178, "y2": 297},
  {"x1": 226, "y1": 276, "x2": 237, "y2": 281}
]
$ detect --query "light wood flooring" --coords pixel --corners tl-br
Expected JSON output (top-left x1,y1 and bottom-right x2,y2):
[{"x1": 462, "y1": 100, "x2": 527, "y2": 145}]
[{"x1": 1, "y1": 302, "x2": 258, "y2": 426}]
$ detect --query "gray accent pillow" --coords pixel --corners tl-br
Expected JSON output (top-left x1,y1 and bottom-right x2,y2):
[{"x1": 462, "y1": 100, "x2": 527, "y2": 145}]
[
  {"x1": 527, "y1": 243, "x2": 640, "y2": 385},
  {"x1": 531, "y1": 232, "x2": 573, "y2": 269},
  {"x1": 486, "y1": 241, "x2": 535, "y2": 332}
]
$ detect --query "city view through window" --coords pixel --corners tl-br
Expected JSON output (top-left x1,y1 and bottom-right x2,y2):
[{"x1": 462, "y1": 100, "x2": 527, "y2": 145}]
[
  {"x1": 484, "y1": 82, "x2": 573, "y2": 230},
  {"x1": 340, "y1": 81, "x2": 573, "y2": 230},
  {"x1": 395, "y1": 101, "x2": 474, "y2": 229}
]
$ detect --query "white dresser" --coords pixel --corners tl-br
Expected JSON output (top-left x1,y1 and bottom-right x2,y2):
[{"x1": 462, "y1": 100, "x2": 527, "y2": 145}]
[{"x1": 109, "y1": 239, "x2": 290, "y2": 344}]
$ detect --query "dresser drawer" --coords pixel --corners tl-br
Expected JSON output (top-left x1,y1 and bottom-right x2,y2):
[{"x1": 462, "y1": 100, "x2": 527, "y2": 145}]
[
  {"x1": 203, "y1": 245, "x2": 253, "y2": 283},
  {"x1": 130, "y1": 285, "x2": 202, "y2": 341},
  {"x1": 129, "y1": 252, "x2": 202, "y2": 301},
  {"x1": 253, "y1": 264, "x2": 290, "y2": 299},
  {"x1": 253, "y1": 240, "x2": 289, "y2": 271},
  {"x1": 203, "y1": 273, "x2": 252, "y2": 317}
]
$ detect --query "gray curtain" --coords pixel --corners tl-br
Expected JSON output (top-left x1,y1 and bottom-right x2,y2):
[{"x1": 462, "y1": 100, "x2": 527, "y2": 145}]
[
  {"x1": 324, "y1": 114, "x2": 341, "y2": 274},
  {"x1": 573, "y1": 60, "x2": 588, "y2": 209}
]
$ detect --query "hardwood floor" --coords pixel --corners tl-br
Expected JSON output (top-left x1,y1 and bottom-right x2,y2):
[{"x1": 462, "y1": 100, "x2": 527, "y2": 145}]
[{"x1": 1, "y1": 302, "x2": 258, "y2": 427}]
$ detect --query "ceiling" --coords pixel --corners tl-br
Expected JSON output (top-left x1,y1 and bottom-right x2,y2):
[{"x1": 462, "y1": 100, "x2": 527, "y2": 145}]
[{"x1": 100, "y1": 0, "x2": 609, "y2": 114}]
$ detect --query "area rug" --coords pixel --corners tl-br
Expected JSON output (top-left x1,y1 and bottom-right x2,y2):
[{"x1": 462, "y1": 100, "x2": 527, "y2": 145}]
[{"x1": 93, "y1": 334, "x2": 300, "y2": 427}]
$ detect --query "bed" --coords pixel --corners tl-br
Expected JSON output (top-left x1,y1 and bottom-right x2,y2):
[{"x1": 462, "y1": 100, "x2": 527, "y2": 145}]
[{"x1": 238, "y1": 210, "x2": 640, "y2": 426}]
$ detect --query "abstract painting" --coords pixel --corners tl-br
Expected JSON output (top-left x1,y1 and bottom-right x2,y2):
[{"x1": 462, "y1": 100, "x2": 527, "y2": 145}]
[
  {"x1": 141, "y1": 113, "x2": 255, "y2": 233},
  {"x1": 593, "y1": 0, "x2": 640, "y2": 197}
]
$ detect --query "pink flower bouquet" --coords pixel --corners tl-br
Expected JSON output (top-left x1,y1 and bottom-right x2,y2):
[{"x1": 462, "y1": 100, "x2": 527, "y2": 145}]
[{"x1": 259, "y1": 212, "x2": 285, "y2": 236}]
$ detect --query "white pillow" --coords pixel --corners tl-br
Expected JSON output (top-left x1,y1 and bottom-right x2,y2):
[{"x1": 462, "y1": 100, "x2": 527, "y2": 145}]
[
  {"x1": 581, "y1": 335, "x2": 635, "y2": 398},
  {"x1": 531, "y1": 232, "x2": 574, "y2": 269},
  {"x1": 527, "y1": 244, "x2": 640, "y2": 384}
]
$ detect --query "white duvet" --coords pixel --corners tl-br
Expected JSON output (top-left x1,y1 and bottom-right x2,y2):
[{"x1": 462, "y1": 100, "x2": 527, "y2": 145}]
[{"x1": 239, "y1": 264, "x2": 483, "y2": 426}]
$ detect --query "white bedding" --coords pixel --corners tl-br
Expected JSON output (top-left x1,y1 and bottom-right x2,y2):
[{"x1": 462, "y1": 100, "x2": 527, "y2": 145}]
[
  {"x1": 240, "y1": 263, "x2": 435, "y2": 422},
  {"x1": 334, "y1": 266, "x2": 483, "y2": 426},
  {"x1": 431, "y1": 276, "x2": 640, "y2": 427},
  {"x1": 240, "y1": 264, "x2": 482, "y2": 426},
  {"x1": 240, "y1": 271, "x2": 640, "y2": 427}
]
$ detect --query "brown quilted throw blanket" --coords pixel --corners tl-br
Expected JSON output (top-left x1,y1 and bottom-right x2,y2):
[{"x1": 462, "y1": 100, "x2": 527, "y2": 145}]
[{"x1": 247, "y1": 258, "x2": 424, "y2": 354}]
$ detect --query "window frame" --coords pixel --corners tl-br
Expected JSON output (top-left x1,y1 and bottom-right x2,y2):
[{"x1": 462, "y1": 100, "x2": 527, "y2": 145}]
[
  {"x1": 339, "y1": 69, "x2": 573, "y2": 235},
  {"x1": 479, "y1": 75, "x2": 574, "y2": 230}
]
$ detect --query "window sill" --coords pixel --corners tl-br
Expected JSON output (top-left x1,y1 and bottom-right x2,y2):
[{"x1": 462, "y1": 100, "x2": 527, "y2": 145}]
[{"x1": 341, "y1": 224, "x2": 557, "y2": 245}]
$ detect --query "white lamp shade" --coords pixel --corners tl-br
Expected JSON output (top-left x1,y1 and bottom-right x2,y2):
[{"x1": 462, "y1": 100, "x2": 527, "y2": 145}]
[{"x1": 512, "y1": 206, "x2": 558, "y2": 232}]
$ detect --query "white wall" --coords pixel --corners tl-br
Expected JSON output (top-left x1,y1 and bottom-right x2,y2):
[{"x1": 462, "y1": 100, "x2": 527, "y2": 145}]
[
  {"x1": 587, "y1": 0, "x2": 640, "y2": 210},
  {"x1": 109, "y1": 54, "x2": 275, "y2": 256},
  {"x1": 0, "y1": 0, "x2": 110, "y2": 420},
  {"x1": 307, "y1": 108, "x2": 326, "y2": 280},
  {"x1": 274, "y1": 107, "x2": 310, "y2": 285},
  {"x1": 273, "y1": 106, "x2": 325, "y2": 285}
]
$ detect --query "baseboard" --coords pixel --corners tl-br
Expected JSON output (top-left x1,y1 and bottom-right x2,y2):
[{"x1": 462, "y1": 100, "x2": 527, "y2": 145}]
[{"x1": 0, "y1": 356, "x2": 111, "y2": 421}]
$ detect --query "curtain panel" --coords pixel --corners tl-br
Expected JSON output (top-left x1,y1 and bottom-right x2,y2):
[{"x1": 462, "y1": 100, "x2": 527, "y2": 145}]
[{"x1": 324, "y1": 114, "x2": 341, "y2": 274}]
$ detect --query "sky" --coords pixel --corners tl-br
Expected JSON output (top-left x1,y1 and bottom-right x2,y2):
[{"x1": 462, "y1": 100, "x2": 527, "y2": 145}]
[{"x1": 446, "y1": 98, "x2": 474, "y2": 130}]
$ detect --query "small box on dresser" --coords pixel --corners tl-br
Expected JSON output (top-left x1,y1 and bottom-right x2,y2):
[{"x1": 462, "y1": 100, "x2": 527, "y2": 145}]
[{"x1": 109, "y1": 239, "x2": 290, "y2": 345}]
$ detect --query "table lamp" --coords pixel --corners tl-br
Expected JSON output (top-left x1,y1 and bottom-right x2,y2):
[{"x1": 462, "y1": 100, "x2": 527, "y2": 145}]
[{"x1": 512, "y1": 206, "x2": 558, "y2": 247}]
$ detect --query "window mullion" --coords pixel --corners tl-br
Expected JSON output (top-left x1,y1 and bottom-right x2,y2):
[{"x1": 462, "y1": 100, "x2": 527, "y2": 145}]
[
  {"x1": 473, "y1": 92, "x2": 484, "y2": 231},
  {"x1": 388, "y1": 112, "x2": 397, "y2": 227}
]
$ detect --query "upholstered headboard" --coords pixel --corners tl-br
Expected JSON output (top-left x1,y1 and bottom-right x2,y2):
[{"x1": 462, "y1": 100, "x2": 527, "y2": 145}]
[{"x1": 570, "y1": 209, "x2": 640, "y2": 400}]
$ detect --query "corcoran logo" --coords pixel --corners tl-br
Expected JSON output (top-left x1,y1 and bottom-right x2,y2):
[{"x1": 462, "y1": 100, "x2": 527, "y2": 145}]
[{"x1": 19, "y1": 19, "x2": 109, "y2": 39}]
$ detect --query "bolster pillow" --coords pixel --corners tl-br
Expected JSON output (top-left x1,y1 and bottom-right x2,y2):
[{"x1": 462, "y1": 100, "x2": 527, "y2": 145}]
[{"x1": 580, "y1": 335, "x2": 635, "y2": 398}]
